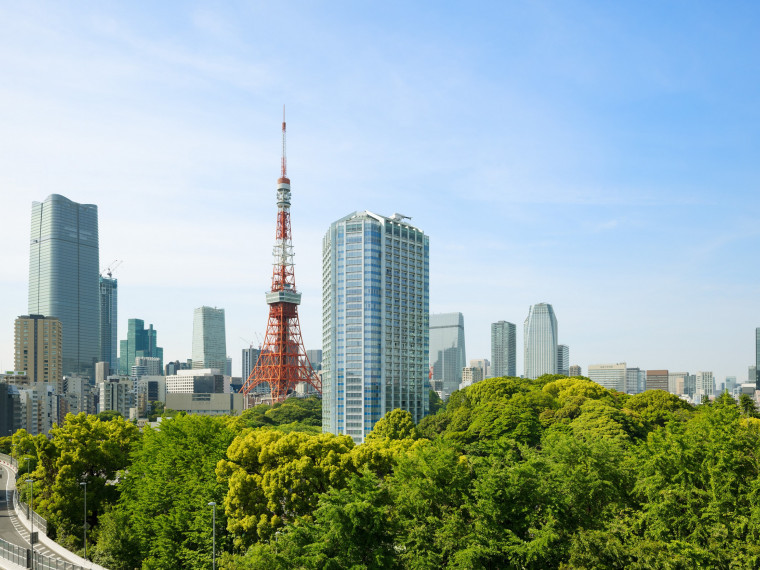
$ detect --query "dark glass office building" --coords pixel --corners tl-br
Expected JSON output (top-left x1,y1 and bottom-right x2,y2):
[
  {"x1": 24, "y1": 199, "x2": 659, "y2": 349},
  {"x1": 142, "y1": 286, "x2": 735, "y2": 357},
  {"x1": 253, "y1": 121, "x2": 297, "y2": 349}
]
[{"x1": 28, "y1": 194, "x2": 99, "y2": 379}]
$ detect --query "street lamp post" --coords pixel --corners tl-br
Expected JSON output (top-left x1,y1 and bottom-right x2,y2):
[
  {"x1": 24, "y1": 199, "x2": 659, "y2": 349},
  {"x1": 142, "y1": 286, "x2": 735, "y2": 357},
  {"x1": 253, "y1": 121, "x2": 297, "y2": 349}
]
[
  {"x1": 208, "y1": 501, "x2": 216, "y2": 570},
  {"x1": 25, "y1": 478, "x2": 34, "y2": 568},
  {"x1": 80, "y1": 481, "x2": 87, "y2": 560}
]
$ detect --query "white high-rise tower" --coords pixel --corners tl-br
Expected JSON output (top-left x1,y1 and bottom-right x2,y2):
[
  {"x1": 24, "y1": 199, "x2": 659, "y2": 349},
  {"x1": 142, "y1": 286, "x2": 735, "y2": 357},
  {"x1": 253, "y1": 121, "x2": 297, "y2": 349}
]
[
  {"x1": 322, "y1": 211, "x2": 430, "y2": 443},
  {"x1": 523, "y1": 303, "x2": 558, "y2": 379}
]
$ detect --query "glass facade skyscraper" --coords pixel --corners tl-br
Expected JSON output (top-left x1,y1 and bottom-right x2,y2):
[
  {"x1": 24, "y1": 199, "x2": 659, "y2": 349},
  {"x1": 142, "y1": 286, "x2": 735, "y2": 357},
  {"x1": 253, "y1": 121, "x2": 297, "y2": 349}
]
[
  {"x1": 99, "y1": 276, "x2": 118, "y2": 374},
  {"x1": 491, "y1": 320, "x2": 516, "y2": 378},
  {"x1": 523, "y1": 302, "x2": 558, "y2": 379},
  {"x1": 322, "y1": 211, "x2": 429, "y2": 443},
  {"x1": 119, "y1": 318, "x2": 163, "y2": 375},
  {"x1": 429, "y1": 313, "x2": 466, "y2": 399},
  {"x1": 28, "y1": 194, "x2": 99, "y2": 378},
  {"x1": 192, "y1": 306, "x2": 227, "y2": 373}
]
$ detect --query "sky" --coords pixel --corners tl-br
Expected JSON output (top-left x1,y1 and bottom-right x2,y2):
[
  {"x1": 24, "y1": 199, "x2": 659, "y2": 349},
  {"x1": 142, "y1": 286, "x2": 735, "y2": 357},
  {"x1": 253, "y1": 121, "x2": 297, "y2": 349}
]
[{"x1": 1, "y1": 1, "x2": 759, "y2": 383}]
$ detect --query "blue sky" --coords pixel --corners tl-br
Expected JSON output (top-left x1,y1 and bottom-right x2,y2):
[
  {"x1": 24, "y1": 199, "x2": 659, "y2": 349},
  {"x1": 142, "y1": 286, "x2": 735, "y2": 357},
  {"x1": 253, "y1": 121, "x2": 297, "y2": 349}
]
[{"x1": 1, "y1": 1, "x2": 758, "y2": 382}]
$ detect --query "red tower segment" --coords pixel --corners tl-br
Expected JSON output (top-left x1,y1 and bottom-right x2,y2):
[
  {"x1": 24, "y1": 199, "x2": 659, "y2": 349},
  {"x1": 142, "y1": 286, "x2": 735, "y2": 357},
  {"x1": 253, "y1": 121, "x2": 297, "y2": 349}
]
[{"x1": 240, "y1": 114, "x2": 321, "y2": 403}]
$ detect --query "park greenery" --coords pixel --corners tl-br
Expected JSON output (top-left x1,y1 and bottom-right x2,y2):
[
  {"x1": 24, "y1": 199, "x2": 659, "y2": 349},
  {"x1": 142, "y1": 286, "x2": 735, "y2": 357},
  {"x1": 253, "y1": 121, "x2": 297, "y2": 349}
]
[{"x1": 8, "y1": 377, "x2": 760, "y2": 568}]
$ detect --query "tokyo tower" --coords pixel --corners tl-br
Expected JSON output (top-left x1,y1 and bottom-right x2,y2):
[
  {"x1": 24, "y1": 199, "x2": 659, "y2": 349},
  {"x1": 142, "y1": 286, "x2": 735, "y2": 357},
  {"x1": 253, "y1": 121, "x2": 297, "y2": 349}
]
[{"x1": 241, "y1": 111, "x2": 321, "y2": 404}]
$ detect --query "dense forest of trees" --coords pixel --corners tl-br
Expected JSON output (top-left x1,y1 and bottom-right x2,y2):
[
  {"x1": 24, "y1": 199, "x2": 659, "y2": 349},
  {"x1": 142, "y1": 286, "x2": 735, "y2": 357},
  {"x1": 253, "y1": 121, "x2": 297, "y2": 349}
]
[{"x1": 4, "y1": 376, "x2": 760, "y2": 569}]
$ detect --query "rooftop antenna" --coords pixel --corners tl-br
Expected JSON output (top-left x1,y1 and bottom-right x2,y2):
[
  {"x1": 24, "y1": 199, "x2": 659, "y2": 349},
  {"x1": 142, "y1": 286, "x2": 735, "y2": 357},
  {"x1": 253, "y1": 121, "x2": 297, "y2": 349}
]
[{"x1": 280, "y1": 105, "x2": 288, "y2": 182}]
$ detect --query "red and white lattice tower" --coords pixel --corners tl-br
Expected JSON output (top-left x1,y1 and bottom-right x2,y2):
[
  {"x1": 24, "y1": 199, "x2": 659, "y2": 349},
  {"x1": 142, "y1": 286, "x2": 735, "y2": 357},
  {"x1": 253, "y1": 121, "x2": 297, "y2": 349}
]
[{"x1": 240, "y1": 111, "x2": 321, "y2": 404}]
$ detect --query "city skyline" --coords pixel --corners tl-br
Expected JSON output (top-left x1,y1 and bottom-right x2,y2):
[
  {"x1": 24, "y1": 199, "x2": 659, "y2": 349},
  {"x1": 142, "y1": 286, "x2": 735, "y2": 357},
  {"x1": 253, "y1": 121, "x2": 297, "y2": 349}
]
[{"x1": 1, "y1": 3, "x2": 759, "y2": 382}]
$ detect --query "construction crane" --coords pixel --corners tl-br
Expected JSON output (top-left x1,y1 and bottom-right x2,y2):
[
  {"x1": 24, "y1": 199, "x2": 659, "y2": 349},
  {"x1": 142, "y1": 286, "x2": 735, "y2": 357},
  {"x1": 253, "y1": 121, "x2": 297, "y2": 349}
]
[
  {"x1": 240, "y1": 335, "x2": 263, "y2": 350},
  {"x1": 101, "y1": 259, "x2": 123, "y2": 279}
]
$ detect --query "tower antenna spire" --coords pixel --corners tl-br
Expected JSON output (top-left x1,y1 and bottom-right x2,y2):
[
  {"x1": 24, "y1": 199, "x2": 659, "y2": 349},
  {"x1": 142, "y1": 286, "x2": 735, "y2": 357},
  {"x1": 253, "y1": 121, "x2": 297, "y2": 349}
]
[{"x1": 281, "y1": 105, "x2": 287, "y2": 180}]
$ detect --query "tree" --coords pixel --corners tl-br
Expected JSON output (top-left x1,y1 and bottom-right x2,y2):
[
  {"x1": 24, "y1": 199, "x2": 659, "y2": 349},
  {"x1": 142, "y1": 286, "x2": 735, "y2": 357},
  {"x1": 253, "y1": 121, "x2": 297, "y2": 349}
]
[
  {"x1": 366, "y1": 409, "x2": 417, "y2": 441},
  {"x1": 429, "y1": 390, "x2": 444, "y2": 415},
  {"x1": 32, "y1": 413, "x2": 140, "y2": 550},
  {"x1": 96, "y1": 410, "x2": 123, "y2": 422},
  {"x1": 218, "y1": 429, "x2": 355, "y2": 548},
  {"x1": 95, "y1": 414, "x2": 234, "y2": 569},
  {"x1": 739, "y1": 393, "x2": 758, "y2": 417},
  {"x1": 388, "y1": 439, "x2": 473, "y2": 568},
  {"x1": 231, "y1": 470, "x2": 399, "y2": 570},
  {"x1": 622, "y1": 390, "x2": 693, "y2": 428}
]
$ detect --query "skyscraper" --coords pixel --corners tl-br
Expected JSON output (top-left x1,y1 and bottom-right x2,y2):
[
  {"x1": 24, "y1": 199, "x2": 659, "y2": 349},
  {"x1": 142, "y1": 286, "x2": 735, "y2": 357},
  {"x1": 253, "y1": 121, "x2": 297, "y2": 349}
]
[
  {"x1": 491, "y1": 321, "x2": 516, "y2": 378},
  {"x1": 523, "y1": 303, "x2": 558, "y2": 379},
  {"x1": 322, "y1": 211, "x2": 429, "y2": 443},
  {"x1": 99, "y1": 275, "x2": 118, "y2": 374},
  {"x1": 429, "y1": 313, "x2": 466, "y2": 399},
  {"x1": 557, "y1": 344, "x2": 569, "y2": 376},
  {"x1": 28, "y1": 194, "x2": 99, "y2": 378},
  {"x1": 14, "y1": 315, "x2": 63, "y2": 393},
  {"x1": 192, "y1": 307, "x2": 227, "y2": 373},
  {"x1": 119, "y1": 319, "x2": 163, "y2": 375}
]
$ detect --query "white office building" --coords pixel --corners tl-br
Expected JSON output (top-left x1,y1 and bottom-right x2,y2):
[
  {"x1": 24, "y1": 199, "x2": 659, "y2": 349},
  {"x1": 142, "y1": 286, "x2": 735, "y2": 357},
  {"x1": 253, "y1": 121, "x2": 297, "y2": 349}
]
[
  {"x1": 167, "y1": 369, "x2": 225, "y2": 394},
  {"x1": 588, "y1": 363, "x2": 627, "y2": 392},
  {"x1": 696, "y1": 371, "x2": 715, "y2": 399}
]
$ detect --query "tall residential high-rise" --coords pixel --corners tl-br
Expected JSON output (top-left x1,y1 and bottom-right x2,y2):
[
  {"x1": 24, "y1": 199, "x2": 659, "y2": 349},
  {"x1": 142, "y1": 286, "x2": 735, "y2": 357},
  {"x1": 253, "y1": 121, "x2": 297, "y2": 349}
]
[
  {"x1": 429, "y1": 313, "x2": 466, "y2": 399},
  {"x1": 322, "y1": 211, "x2": 430, "y2": 443},
  {"x1": 523, "y1": 303, "x2": 558, "y2": 379},
  {"x1": 119, "y1": 319, "x2": 163, "y2": 375},
  {"x1": 491, "y1": 321, "x2": 516, "y2": 378},
  {"x1": 192, "y1": 307, "x2": 227, "y2": 373},
  {"x1": 14, "y1": 315, "x2": 63, "y2": 393},
  {"x1": 28, "y1": 194, "x2": 99, "y2": 378},
  {"x1": 557, "y1": 344, "x2": 569, "y2": 376},
  {"x1": 588, "y1": 363, "x2": 627, "y2": 392},
  {"x1": 99, "y1": 275, "x2": 118, "y2": 374}
]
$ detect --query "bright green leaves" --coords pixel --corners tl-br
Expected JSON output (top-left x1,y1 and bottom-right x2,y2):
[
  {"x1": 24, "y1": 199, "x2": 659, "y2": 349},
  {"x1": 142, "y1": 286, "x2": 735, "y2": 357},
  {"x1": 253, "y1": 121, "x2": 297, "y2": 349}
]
[{"x1": 219, "y1": 429, "x2": 355, "y2": 545}]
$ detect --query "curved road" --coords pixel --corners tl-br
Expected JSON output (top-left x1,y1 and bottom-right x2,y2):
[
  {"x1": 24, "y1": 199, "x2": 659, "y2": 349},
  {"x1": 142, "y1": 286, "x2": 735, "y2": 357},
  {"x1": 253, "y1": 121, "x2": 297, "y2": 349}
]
[{"x1": 0, "y1": 463, "x2": 82, "y2": 564}]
